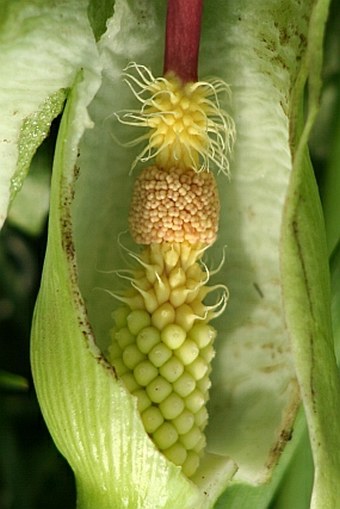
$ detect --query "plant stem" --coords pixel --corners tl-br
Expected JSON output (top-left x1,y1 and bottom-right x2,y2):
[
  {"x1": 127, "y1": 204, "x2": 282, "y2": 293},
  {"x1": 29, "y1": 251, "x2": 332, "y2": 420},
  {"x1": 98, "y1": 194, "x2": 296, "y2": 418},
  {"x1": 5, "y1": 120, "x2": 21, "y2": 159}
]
[{"x1": 163, "y1": 0, "x2": 203, "y2": 82}]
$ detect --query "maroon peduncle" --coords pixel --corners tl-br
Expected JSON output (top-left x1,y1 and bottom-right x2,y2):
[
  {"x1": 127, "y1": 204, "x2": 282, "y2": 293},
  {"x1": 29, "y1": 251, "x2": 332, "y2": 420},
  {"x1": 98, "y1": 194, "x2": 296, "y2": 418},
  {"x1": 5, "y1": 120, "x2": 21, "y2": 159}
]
[{"x1": 163, "y1": 0, "x2": 203, "y2": 83}]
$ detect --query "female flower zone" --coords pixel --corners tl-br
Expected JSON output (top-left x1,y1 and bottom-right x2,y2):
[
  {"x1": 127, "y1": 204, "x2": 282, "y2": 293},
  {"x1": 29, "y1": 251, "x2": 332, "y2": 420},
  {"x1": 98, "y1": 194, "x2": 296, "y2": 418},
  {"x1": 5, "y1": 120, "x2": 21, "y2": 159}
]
[{"x1": 106, "y1": 60, "x2": 235, "y2": 477}]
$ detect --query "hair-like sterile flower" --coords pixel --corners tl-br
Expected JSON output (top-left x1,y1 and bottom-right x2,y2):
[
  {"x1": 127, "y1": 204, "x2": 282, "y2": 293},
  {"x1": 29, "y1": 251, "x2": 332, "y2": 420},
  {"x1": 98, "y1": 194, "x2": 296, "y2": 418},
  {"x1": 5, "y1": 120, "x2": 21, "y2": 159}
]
[{"x1": 118, "y1": 63, "x2": 235, "y2": 174}]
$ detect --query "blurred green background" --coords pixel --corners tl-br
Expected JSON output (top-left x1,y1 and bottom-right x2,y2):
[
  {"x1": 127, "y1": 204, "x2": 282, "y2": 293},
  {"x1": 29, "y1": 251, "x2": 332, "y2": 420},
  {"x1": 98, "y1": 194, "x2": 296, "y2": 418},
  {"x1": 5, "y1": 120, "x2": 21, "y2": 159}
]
[{"x1": 1, "y1": 1, "x2": 340, "y2": 508}]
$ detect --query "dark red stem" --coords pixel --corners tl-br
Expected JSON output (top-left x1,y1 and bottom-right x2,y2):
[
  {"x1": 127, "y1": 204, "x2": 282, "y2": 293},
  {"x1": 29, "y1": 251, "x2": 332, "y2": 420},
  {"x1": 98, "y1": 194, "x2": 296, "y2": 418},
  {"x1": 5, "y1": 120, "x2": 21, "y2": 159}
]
[{"x1": 163, "y1": 0, "x2": 203, "y2": 83}]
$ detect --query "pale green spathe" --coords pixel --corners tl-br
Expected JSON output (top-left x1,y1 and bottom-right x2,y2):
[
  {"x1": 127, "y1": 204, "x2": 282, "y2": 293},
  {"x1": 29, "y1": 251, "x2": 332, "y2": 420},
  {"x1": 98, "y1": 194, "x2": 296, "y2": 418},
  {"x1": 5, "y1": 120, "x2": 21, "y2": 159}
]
[
  {"x1": 0, "y1": 0, "x2": 98, "y2": 227},
  {"x1": 0, "y1": 0, "x2": 333, "y2": 507}
]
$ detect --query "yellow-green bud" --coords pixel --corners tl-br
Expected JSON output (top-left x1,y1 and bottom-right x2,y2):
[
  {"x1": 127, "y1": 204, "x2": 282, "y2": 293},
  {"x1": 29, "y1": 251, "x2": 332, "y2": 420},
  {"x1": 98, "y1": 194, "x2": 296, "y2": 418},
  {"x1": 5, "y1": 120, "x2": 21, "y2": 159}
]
[
  {"x1": 159, "y1": 357, "x2": 184, "y2": 382},
  {"x1": 127, "y1": 309, "x2": 151, "y2": 335},
  {"x1": 134, "y1": 360, "x2": 158, "y2": 386},
  {"x1": 142, "y1": 406, "x2": 164, "y2": 433},
  {"x1": 146, "y1": 376, "x2": 172, "y2": 404},
  {"x1": 159, "y1": 393, "x2": 185, "y2": 420},
  {"x1": 115, "y1": 327, "x2": 135, "y2": 349},
  {"x1": 153, "y1": 422, "x2": 178, "y2": 450},
  {"x1": 136, "y1": 326, "x2": 160, "y2": 354},
  {"x1": 161, "y1": 324, "x2": 186, "y2": 349}
]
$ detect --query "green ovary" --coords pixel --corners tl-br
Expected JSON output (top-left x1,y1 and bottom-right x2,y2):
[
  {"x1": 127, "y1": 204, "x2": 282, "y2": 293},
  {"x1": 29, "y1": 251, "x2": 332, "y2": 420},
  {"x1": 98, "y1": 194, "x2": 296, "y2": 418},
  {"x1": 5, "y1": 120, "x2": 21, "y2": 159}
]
[{"x1": 107, "y1": 242, "x2": 220, "y2": 478}]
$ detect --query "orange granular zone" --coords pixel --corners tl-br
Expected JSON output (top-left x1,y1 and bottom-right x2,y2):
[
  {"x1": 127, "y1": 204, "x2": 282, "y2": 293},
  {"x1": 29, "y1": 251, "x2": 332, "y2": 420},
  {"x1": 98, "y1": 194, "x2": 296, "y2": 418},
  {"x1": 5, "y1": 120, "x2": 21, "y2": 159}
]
[{"x1": 129, "y1": 166, "x2": 220, "y2": 245}]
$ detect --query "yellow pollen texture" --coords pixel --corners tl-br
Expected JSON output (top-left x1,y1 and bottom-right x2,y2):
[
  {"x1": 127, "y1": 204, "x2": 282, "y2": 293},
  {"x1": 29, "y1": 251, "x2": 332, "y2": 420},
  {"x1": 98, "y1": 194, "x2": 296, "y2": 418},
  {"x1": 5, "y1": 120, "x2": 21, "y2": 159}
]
[
  {"x1": 107, "y1": 243, "x2": 225, "y2": 478},
  {"x1": 129, "y1": 165, "x2": 220, "y2": 245}
]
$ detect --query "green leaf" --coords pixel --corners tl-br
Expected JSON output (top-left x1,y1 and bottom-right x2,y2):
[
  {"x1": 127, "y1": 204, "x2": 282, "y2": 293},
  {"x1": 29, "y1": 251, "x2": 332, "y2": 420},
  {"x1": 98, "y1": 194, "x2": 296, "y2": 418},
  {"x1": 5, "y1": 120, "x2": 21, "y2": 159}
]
[
  {"x1": 0, "y1": 370, "x2": 28, "y2": 391},
  {"x1": 321, "y1": 77, "x2": 340, "y2": 255},
  {"x1": 281, "y1": 153, "x2": 340, "y2": 508},
  {"x1": 331, "y1": 241, "x2": 340, "y2": 365},
  {"x1": 317, "y1": 2, "x2": 340, "y2": 256},
  {"x1": 279, "y1": 1, "x2": 340, "y2": 507}
]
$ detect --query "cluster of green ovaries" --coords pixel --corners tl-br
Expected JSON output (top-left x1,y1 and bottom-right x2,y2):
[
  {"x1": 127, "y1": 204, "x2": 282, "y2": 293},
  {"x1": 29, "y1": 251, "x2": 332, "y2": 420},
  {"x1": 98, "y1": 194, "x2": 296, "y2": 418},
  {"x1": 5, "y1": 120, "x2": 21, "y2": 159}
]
[{"x1": 108, "y1": 243, "x2": 220, "y2": 477}]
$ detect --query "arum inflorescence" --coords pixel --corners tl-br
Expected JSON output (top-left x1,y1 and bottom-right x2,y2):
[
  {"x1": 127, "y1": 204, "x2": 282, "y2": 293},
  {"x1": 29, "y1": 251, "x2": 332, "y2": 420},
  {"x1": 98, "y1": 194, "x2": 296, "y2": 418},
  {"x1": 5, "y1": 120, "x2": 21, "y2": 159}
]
[
  {"x1": 26, "y1": 1, "x2": 340, "y2": 507},
  {"x1": 107, "y1": 63, "x2": 234, "y2": 477}
]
